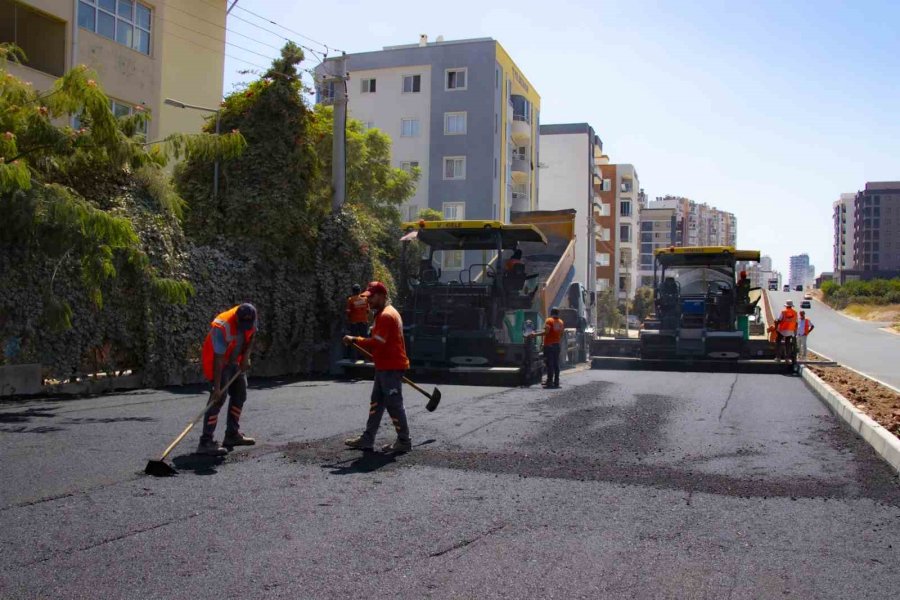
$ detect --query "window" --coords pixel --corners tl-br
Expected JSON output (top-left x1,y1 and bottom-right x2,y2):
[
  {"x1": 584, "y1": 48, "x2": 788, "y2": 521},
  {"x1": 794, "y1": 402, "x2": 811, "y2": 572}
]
[
  {"x1": 110, "y1": 99, "x2": 148, "y2": 135},
  {"x1": 620, "y1": 201, "x2": 631, "y2": 217},
  {"x1": 602, "y1": 179, "x2": 612, "y2": 192},
  {"x1": 599, "y1": 227, "x2": 611, "y2": 242},
  {"x1": 446, "y1": 68, "x2": 467, "y2": 90},
  {"x1": 512, "y1": 183, "x2": 527, "y2": 201},
  {"x1": 619, "y1": 276, "x2": 627, "y2": 291},
  {"x1": 406, "y1": 205, "x2": 420, "y2": 221},
  {"x1": 620, "y1": 224, "x2": 631, "y2": 242},
  {"x1": 443, "y1": 250, "x2": 464, "y2": 270},
  {"x1": 360, "y1": 78, "x2": 376, "y2": 93},
  {"x1": 1, "y1": 0, "x2": 66, "y2": 76},
  {"x1": 442, "y1": 202, "x2": 465, "y2": 220},
  {"x1": 444, "y1": 112, "x2": 467, "y2": 135},
  {"x1": 320, "y1": 81, "x2": 335, "y2": 102},
  {"x1": 443, "y1": 156, "x2": 466, "y2": 180},
  {"x1": 513, "y1": 146, "x2": 528, "y2": 161},
  {"x1": 402, "y1": 74, "x2": 421, "y2": 93},
  {"x1": 597, "y1": 278, "x2": 610, "y2": 291},
  {"x1": 400, "y1": 118, "x2": 419, "y2": 137},
  {"x1": 621, "y1": 178, "x2": 633, "y2": 193},
  {"x1": 594, "y1": 203, "x2": 610, "y2": 217},
  {"x1": 78, "y1": 0, "x2": 152, "y2": 54},
  {"x1": 400, "y1": 160, "x2": 419, "y2": 173},
  {"x1": 596, "y1": 253, "x2": 610, "y2": 267}
]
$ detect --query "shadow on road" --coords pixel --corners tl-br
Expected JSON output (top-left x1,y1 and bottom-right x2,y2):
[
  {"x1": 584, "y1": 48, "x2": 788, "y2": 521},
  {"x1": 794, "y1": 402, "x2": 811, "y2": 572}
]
[
  {"x1": 321, "y1": 439, "x2": 437, "y2": 475},
  {"x1": 0, "y1": 407, "x2": 57, "y2": 423},
  {"x1": 172, "y1": 453, "x2": 225, "y2": 476}
]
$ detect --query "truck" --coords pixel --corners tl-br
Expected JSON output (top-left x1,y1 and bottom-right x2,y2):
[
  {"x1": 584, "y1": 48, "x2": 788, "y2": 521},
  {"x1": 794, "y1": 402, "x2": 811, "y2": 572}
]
[
  {"x1": 640, "y1": 246, "x2": 762, "y2": 359},
  {"x1": 394, "y1": 209, "x2": 592, "y2": 384}
]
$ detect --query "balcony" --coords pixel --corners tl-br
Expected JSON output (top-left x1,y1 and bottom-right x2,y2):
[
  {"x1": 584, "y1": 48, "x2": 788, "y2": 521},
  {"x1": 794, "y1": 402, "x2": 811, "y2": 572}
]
[
  {"x1": 511, "y1": 156, "x2": 530, "y2": 183},
  {"x1": 511, "y1": 114, "x2": 531, "y2": 144}
]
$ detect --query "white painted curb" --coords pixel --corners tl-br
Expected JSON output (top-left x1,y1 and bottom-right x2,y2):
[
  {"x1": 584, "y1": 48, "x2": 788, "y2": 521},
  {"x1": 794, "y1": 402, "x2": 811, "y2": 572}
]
[{"x1": 801, "y1": 366, "x2": 900, "y2": 476}]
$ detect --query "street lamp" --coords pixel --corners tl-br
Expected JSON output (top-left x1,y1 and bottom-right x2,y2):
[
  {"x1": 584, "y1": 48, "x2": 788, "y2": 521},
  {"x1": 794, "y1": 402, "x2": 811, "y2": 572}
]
[{"x1": 164, "y1": 97, "x2": 221, "y2": 199}]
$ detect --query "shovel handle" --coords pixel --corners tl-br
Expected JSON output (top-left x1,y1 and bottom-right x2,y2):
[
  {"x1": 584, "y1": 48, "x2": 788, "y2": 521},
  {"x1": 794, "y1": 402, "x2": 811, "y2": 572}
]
[
  {"x1": 157, "y1": 370, "x2": 242, "y2": 461},
  {"x1": 351, "y1": 342, "x2": 432, "y2": 400}
]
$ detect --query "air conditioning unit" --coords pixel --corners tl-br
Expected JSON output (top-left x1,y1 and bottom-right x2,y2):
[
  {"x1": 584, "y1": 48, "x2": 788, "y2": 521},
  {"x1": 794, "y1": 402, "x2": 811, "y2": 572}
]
[{"x1": 511, "y1": 192, "x2": 527, "y2": 201}]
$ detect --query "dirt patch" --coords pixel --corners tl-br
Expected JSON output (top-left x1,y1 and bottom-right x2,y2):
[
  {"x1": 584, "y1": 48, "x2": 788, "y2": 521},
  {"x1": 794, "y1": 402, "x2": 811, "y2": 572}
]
[{"x1": 807, "y1": 351, "x2": 900, "y2": 437}]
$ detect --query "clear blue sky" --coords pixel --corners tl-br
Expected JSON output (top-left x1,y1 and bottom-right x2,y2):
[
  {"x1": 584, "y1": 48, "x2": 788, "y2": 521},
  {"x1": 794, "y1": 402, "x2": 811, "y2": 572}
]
[{"x1": 221, "y1": 0, "x2": 900, "y2": 277}]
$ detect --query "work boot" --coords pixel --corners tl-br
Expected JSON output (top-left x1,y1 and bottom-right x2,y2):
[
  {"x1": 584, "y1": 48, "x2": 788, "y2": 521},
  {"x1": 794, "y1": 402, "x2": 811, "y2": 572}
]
[
  {"x1": 197, "y1": 439, "x2": 227, "y2": 456},
  {"x1": 381, "y1": 439, "x2": 412, "y2": 454},
  {"x1": 223, "y1": 432, "x2": 256, "y2": 447},
  {"x1": 344, "y1": 435, "x2": 373, "y2": 451}
]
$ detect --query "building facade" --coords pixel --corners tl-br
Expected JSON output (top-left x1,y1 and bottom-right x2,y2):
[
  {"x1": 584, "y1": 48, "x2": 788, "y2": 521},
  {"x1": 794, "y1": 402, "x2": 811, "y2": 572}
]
[
  {"x1": 538, "y1": 123, "x2": 604, "y2": 297},
  {"x1": 316, "y1": 37, "x2": 540, "y2": 232},
  {"x1": 789, "y1": 254, "x2": 810, "y2": 289},
  {"x1": 853, "y1": 182, "x2": 900, "y2": 274},
  {"x1": 652, "y1": 195, "x2": 736, "y2": 248},
  {"x1": 833, "y1": 192, "x2": 856, "y2": 277},
  {"x1": 2, "y1": 0, "x2": 227, "y2": 140},
  {"x1": 596, "y1": 163, "x2": 641, "y2": 300},
  {"x1": 638, "y1": 200, "x2": 676, "y2": 288}
]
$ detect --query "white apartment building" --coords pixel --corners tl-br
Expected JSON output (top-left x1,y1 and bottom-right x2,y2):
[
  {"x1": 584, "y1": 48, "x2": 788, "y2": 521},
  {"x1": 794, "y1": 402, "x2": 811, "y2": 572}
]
[{"x1": 833, "y1": 192, "x2": 856, "y2": 277}]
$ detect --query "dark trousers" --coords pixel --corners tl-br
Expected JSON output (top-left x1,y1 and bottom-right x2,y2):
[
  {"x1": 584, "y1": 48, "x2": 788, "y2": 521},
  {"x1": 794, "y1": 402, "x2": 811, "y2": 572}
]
[
  {"x1": 201, "y1": 365, "x2": 246, "y2": 441},
  {"x1": 544, "y1": 343, "x2": 561, "y2": 386},
  {"x1": 362, "y1": 370, "x2": 410, "y2": 444},
  {"x1": 346, "y1": 322, "x2": 368, "y2": 359}
]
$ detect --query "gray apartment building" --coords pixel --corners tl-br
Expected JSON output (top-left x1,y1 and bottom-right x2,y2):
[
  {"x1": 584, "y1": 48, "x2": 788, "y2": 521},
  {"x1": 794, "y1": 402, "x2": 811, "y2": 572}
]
[
  {"x1": 315, "y1": 36, "x2": 540, "y2": 232},
  {"x1": 853, "y1": 182, "x2": 900, "y2": 275}
]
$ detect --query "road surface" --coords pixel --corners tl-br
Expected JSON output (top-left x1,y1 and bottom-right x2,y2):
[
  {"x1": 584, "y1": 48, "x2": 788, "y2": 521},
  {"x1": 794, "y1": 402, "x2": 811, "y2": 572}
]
[
  {"x1": 1, "y1": 370, "x2": 898, "y2": 598},
  {"x1": 768, "y1": 291, "x2": 900, "y2": 389}
]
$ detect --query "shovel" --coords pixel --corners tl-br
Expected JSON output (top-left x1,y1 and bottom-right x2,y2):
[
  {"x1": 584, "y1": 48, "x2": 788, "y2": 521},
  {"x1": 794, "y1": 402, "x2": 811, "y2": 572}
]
[
  {"x1": 145, "y1": 370, "x2": 242, "y2": 477},
  {"x1": 352, "y1": 343, "x2": 441, "y2": 411}
]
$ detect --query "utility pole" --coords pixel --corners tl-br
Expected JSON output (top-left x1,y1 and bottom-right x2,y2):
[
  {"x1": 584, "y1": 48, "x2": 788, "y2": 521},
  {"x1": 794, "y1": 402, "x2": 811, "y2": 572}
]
[{"x1": 328, "y1": 53, "x2": 348, "y2": 213}]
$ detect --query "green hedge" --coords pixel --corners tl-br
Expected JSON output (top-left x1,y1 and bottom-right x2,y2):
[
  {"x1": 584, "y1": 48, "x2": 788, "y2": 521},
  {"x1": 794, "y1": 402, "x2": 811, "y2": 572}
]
[{"x1": 820, "y1": 278, "x2": 900, "y2": 309}]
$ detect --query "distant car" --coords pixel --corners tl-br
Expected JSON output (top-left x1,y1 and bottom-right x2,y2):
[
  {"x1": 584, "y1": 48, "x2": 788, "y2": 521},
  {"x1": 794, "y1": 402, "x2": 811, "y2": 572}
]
[
  {"x1": 800, "y1": 300, "x2": 811, "y2": 309},
  {"x1": 783, "y1": 285, "x2": 790, "y2": 292},
  {"x1": 769, "y1": 285, "x2": 778, "y2": 291},
  {"x1": 803, "y1": 293, "x2": 812, "y2": 300},
  {"x1": 795, "y1": 285, "x2": 804, "y2": 292}
]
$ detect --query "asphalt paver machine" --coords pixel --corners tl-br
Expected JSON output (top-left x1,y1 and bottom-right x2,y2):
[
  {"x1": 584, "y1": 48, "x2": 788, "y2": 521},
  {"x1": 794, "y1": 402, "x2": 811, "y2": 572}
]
[{"x1": 640, "y1": 246, "x2": 761, "y2": 359}]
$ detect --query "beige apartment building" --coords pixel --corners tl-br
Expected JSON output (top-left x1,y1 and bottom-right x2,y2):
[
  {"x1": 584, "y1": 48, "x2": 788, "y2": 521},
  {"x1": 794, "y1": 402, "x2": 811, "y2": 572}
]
[{"x1": 1, "y1": 0, "x2": 226, "y2": 140}]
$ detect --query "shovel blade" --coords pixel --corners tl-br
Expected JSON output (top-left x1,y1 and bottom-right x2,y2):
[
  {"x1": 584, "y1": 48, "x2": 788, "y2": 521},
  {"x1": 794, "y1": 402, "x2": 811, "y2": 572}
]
[
  {"x1": 145, "y1": 460, "x2": 178, "y2": 477},
  {"x1": 425, "y1": 388, "x2": 441, "y2": 412}
]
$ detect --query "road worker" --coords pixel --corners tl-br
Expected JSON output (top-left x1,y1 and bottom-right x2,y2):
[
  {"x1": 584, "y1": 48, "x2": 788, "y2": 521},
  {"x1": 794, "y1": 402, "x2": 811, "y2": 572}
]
[
  {"x1": 529, "y1": 307, "x2": 566, "y2": 388},
  {"x1": 796, "y1": 310, "x2": 815, "y2": 360},
  {"x1": 504, "y1": 248, "x2": 524, "y2": 272},
  {"x1": 775, "y1": 299, "x2": 798, "y2": 363},
  {"x1": 342, "y1": 282, "x2": 412, "y2": 453},
  {"x1": 198, "y1": 303, "x2": 258, "y2": 455},
  {"x1": 345, "y1": 283, "x2": 370, "y2": 360}
]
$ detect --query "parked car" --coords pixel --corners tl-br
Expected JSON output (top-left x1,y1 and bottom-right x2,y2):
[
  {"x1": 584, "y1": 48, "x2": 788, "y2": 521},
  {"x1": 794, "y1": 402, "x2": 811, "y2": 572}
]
[{"x1": 800, "y1": 300, "x2": 811, "y2": 309}]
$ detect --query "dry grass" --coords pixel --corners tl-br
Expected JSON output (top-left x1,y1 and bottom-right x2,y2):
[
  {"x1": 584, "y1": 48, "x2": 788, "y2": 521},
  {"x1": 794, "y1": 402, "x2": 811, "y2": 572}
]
[{"x1": 843, "y1": 303, "x2": 900, "y2": 323}]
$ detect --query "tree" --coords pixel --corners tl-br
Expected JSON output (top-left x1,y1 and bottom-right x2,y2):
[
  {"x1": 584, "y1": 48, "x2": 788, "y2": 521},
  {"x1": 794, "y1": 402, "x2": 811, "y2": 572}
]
[
  {"x1": 595, "y1": 290, "x2": 622, "y2": 335},
  {"x1": 631, "y1": 286, "x2": 655, "y2": 320},
  {"x1": 0, "y1": 44, "x2": 244, "y2": 330},
  {"x1": 417, "y1": 208, "x2": 443, "y2": 222}
]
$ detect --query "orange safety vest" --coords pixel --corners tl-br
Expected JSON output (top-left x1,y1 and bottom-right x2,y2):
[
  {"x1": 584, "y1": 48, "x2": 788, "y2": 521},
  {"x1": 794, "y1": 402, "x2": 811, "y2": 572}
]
[
  {"x1": 798, "y1": 318, "x2": 813, "y2": 336},
  {"x1": 201, "y1": 306, "x2": 257, "y2": 381},
  {"x1": 777, "y1": 307, "x2": 798, "y2": 333},
  {"x1": 544, "y1": 317, "x2": 566, "y2": 345},
  {"x1": 346, "y1": 294, "x2": 370, "y2": 324},
  {"x1": 505, "y1": 258, "x2": 523, "y2": 272},
  {"x1": 767, "y1": 325, "x2": 778, "y2": 343}
]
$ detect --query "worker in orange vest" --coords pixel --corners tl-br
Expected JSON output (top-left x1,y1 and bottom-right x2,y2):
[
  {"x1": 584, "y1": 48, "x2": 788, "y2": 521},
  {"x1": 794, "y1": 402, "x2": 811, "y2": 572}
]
[
  {"x1": 504, "y1": 248, "x2": 524, "y2": 272},
  {"x1": 775, "y1": 300, "x2": 798, "y2": 363},
  {"x1": 345, "y1": 284, "x2": 370, "y2": 360},
  {"x1": 198, "y1": 303, "x2": 258, "y2": 455},
  {"x1": 528, "y1": 307, "x2": 566, "y2": 388},
  {"x1": 342, "y1": 282, "x2": 412, "y2": 453}
]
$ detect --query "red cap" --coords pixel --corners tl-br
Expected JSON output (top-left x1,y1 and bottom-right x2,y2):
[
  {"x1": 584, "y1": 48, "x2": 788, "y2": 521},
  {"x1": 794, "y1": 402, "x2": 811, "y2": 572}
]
[{"x1": 361, "y1": 281, "x2": 388, "y2": 297}]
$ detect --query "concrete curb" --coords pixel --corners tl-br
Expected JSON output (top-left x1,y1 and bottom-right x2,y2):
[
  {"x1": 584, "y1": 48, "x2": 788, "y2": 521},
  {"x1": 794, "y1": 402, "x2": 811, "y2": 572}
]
[{"x1": 801, "y1": 365, "x2": 900, "y2": 476}]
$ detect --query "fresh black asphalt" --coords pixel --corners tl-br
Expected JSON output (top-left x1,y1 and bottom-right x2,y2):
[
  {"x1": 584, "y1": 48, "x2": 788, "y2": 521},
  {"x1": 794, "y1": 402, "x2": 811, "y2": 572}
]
[{"x1": 0, "y1": 368, "x2": 898, "y2": 598}]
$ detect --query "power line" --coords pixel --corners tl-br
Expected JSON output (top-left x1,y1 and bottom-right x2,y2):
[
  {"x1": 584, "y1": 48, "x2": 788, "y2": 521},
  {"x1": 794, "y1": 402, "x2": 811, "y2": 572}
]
[
  {"x1": 162, "y1": 29, "x2": 269, "y2": 72},
  {"x1": 231, "y1": 4, "x2": 342, "y2": 54},
  {"x1": 155, "y1": 14, "x2": 277, "y2": 61},
  {"x1": 161, "y1": 4, "x2": 283, "y2": 55}
]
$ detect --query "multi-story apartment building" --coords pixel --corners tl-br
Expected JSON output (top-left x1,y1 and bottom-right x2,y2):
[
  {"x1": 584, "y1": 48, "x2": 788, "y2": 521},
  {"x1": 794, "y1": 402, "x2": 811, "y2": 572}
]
[
  {"x1": 638, "y1": 200, "x2": 676, "y2": 288},
  {"x1": 789, "y1": 254, "x2": 810, "y2": 289},
  {"x1": 316, "y1": 36, "x2": 540, "y2": 236},
  {"x1": 853, "y1": 182, "x2": 900, "y2": 275},
  {"x1": 833, "y1": 193, "x2": 856, "y2": 277},
  {"x1": 597, "y1": 163, "x2": 640, "y2": 300},
  {"x1": 538, "y1": 123, "x2": 604, "y2": 297},
  {"x1": 653, "y1": 195, "x2": 736, "y2": 248},
  {"x1": 2, "y1": 0, "x2": 227, "y2": 140}
]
